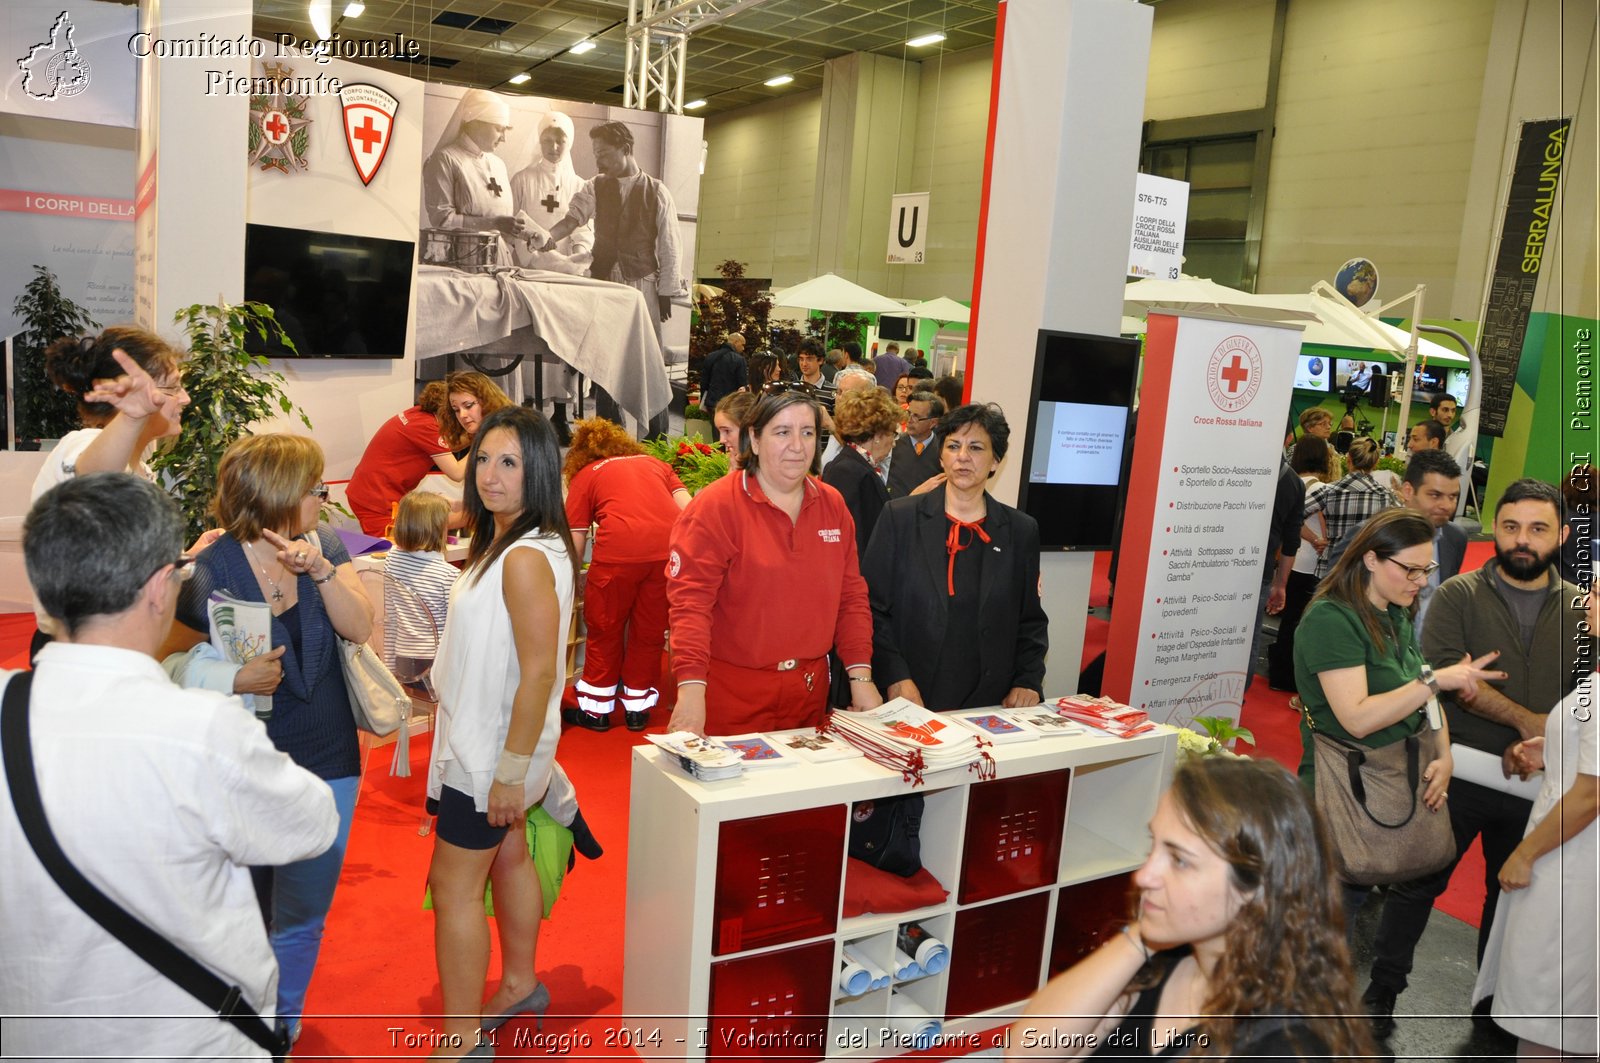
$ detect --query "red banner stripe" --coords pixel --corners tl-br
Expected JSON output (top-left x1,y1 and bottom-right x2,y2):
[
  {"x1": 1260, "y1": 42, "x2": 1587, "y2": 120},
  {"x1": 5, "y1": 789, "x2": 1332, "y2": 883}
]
[{"x1": 0, "y1": 189, "x2": 135, "y2": 220}]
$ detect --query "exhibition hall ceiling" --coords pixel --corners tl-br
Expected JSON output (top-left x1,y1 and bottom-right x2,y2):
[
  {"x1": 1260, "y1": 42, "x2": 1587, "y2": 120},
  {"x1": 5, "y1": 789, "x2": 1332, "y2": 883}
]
[{"x1": 251, "y1": 0, "x2": 999, "y2": 115}]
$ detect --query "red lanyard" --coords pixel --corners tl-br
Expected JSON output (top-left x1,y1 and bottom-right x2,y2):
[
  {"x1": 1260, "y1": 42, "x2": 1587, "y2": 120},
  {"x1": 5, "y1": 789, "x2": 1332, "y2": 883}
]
[{"x1": 945, "y1": 517, "x2": 990, "y2": 596}]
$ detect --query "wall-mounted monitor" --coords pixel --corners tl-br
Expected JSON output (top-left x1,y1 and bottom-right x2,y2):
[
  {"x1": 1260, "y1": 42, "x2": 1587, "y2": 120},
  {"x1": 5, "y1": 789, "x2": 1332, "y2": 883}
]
[
  {"x1": 242, "y1": 223, "x2": 415, "y2": 359},
  {"x1": 1016, "y1": 330, "x2": 1140, "y2": 551},
  {"x1": 1294, "y1": 353, "x2": 1331, "y2": 392}
]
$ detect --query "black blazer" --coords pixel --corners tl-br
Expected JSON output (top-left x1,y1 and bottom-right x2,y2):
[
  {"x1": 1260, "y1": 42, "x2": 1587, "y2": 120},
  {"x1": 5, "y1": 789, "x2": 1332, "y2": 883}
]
[
  {"x1": 861, "y1": 486, "x2": 1049, "y2": 710},
  {"x1": 886, "y1": 434, "x2": 941, "y2": 498},
  {"x1": 1438, "y1": 520, "x2": 1468, "y2": 582},
  {"x1": 822, "y1": 447, "x2": 889, "y2": 557}
]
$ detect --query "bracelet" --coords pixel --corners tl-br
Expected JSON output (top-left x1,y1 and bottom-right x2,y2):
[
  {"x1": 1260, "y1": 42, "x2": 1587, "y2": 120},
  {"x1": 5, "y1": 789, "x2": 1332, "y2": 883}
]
[
  {"x1": 1121, "y1": 924, "x2": 1152, "y2": 963},
  {"x1": 849, "y1": 675, "x2": 875, "y2": 684},
  {"x1": 493, "y1": 749, "x2": 532, "y2": 786},
  {"x1": 311, "y1": 567, "x2": 336, "y2": 586}
]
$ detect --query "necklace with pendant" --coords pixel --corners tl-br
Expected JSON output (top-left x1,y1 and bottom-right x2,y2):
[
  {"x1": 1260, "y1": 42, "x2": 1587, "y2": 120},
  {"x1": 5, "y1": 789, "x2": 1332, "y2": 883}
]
[{"x1": 246, "y1": 540, "x2": 287, "y2": 604}]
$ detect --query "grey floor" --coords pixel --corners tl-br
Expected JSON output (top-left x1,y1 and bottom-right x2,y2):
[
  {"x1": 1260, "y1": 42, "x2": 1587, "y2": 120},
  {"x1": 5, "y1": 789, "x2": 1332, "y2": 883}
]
[{"x1": 1346, "y1": 891, "x2": 1518, "y2": 1062}]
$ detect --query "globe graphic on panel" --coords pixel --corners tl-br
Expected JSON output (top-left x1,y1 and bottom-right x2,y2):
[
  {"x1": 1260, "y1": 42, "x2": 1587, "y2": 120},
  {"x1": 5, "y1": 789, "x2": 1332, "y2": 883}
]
[
  {"x1": 1335, "y1": 258, "x2": 1380, "y2": 308},
  {"x1": 1307, "y1": 357, "x2": 1324, "y2": 375}
]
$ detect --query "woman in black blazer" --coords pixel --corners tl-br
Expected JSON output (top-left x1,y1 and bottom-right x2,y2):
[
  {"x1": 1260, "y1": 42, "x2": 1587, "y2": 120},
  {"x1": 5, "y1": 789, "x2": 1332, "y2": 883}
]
[
  {"x1": 822, "y1": 385, "x2": 901, "y2": 556},
  {"x1": 861, "y1": 403, "x2": 1048, "y2": 711}
]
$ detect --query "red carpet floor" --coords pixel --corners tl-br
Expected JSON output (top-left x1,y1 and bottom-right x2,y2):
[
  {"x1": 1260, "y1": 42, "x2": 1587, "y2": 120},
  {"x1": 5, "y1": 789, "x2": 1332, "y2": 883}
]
[{"x1": 0, "y1": 580, "x2": 1492, "y2": 1058}]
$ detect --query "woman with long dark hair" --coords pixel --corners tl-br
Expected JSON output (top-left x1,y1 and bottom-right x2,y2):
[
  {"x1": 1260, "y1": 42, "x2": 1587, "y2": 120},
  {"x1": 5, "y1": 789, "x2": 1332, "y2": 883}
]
[
  {"x1": 1293, "y1": 508, "x2": 1503, "y2": 915},
  {"x1": 1011, "y1": 757, "x2": 1377, "y2": 1061},
  {"x1": 424, "y1": 406, "x2": 577, "y2": 1057}
]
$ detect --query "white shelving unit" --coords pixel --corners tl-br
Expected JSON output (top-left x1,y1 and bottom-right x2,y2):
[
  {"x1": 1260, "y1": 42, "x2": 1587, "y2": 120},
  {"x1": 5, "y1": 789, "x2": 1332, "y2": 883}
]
[{"x1": 622, "y1": 724, "x2": 1176, "y2": 1062}]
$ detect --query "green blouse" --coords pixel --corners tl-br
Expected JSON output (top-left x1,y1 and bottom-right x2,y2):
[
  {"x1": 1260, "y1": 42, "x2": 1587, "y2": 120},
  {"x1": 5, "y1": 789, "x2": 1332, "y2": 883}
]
[{"x1": 1293, "y1": 596, "x2": 1424, "y2": 788}]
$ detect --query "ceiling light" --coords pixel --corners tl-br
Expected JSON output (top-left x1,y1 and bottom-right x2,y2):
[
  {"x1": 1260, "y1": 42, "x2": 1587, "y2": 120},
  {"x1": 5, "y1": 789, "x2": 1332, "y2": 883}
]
[
  {"x1": 308, "y1": 0, "x2": 333, "y2": 40},
  {"x1": 906, "y1": 32, "x2": 946, "y2": 48},
  {"x1": 509, "y1": 73, "x2": 531, "y2": 85},
  {"x1": 568, "y1": 39, "x2": 597, "y2": 55},
  {"x1": 684, "y1": 98, "x2": 707, "y2": 110},
  {"x1": 343, "y1": 1, "x2": 365, "y2": 16},
  {"x1": 763, "y1": 74, "x2": 794, "y2": 87}
]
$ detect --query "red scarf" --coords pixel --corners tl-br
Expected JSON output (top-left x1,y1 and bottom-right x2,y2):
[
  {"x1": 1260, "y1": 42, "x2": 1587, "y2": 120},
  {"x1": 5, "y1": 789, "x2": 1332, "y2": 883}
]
[{"x1": 945, "y1": 516, "x2": 990, "y2": 596}]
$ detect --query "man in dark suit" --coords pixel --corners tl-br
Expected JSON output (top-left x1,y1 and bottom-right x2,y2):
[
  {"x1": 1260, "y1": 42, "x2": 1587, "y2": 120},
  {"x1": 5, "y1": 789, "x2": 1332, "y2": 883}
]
[
  {"x1": 886, "y1": 392, "x2": 944, "y2": 498},
  {"x1": 1397, "y1": 448, "x2": 1466, "y2": 640}
]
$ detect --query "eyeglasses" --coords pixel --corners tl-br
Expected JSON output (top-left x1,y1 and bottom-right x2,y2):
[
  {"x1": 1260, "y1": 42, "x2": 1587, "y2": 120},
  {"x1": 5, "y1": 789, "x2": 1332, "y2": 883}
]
[
  {"x1": 907, "y1": 413, "x2": 937, "y2": 425},
  {"x1": 1385, "y1": 556, "x2": 1440, "y2": 582},
  {"x1": 308, "y1": 482, "x2": 330, "y2": 501},
  {"x1": 151, "y1": 555, "x2": 195, "y2": 583},
  {"x1": 155, "y1": 381, "x2": 185, "y2": 396}
]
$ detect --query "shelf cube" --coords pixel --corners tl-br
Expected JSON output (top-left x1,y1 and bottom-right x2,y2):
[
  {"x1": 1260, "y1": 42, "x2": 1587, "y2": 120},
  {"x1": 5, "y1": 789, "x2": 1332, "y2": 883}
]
[
  {"x1": 958, "y1": 768, "x2": 1069, "y2": 904},
  {"x1": 708, "y1": 940, "x2": 835, "y2": 1061},
  {"x1": 713, "y1": 805, "x2": 845, "y2": 955},
  {"x1": 945, "y1": 892, "x2": 1050, "y2": 1018}
]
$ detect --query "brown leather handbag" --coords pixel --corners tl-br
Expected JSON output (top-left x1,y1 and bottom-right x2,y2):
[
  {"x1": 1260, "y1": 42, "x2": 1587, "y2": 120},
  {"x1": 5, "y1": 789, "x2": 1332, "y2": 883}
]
[{"x1": 1305, "y1": 706, "x2": 1456, "y2": 886}]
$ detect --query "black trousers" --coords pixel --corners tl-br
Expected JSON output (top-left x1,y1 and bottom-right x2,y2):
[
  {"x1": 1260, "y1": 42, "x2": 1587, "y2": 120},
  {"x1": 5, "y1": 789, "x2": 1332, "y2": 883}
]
[
  {"x1": 1266, "y1": 569, "x2": 1319, "y2": 690},
  {"x1": 1367, "y1": 777, "x2": 1533, "y2": 993}
]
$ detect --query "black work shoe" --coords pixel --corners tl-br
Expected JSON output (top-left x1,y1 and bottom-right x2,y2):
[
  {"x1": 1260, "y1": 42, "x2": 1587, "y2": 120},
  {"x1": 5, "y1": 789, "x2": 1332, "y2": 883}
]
[
  {"x1": 1361, "y1": 982, "x2": 1398, "y2": 1040},
  {"x1": 624, "y1": 709, "x2": 650, "y2": 732},
  {"x1": 562, "y1": 706, "x2": 611, "y2": 732}
]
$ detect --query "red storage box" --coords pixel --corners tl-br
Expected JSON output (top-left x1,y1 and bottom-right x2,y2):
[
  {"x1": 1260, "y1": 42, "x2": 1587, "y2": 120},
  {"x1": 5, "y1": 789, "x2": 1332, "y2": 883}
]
[
  {"x1": 945, "y1": 892, "x2": 1050, "y2": 1018},
  {"x1": 713, "y1": 805, "x2": 846, "y2": 955},
  {"x1": 957, "y1": 769, "x2": 1069, "y2": 904},
  {"x1": 1048, "y1": 873, "x2": 1134, "y2": 976},
  {"x1": 707, "y1": 940, "x2": 834, "y2": 1061}
]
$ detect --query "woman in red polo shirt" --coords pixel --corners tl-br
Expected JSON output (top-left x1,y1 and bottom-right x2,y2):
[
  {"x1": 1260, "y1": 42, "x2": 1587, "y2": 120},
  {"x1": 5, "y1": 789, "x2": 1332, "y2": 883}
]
[
  {"x1": 666, "y1": 390, "x2": 882, "y2": 736},
  {"x1": 562, "y1": 418, "x2": 691, "y2": 733},
  {"x1": 346, "y1": 381, "x2": 464, "y2": 536}
]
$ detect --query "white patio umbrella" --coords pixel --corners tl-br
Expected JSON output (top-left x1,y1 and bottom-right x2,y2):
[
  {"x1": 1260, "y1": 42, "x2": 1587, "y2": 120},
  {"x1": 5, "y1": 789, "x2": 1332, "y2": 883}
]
[
  {"x1": 882, "y1": 296, "x2": 971, "y2": 324},
  {"x1": 770, "y1": 273, "x2": 906, "y2": 347},
  {"x1": 1123, "y1": 274, "x2": 1320, "y2": 322}
]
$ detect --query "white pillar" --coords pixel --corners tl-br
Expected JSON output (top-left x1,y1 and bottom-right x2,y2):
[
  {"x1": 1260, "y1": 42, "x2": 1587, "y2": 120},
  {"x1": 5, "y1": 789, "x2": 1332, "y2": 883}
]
[{"x1": 966, "y1": 0, "x2": 1153, "y2": 692}]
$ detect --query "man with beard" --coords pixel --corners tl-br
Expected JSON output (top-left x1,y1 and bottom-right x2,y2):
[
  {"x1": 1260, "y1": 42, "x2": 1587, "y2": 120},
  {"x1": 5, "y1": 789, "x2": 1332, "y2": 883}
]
[
  {"x1": 511, "y1": 110, "x2": 593, "y2": 443},
  {"x1": 537, "y1": 120, "x2": 684, "y2": 434},
  {"x1": 1360, "y1": 478, "x2": 1589, "y2": 1040}
]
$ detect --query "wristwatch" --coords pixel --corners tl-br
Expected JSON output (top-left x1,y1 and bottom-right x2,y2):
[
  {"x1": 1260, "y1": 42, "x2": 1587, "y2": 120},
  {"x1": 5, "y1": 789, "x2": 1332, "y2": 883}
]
[{"x1": 1418, "y1": 663, "x2": 1440, "y2": 696}]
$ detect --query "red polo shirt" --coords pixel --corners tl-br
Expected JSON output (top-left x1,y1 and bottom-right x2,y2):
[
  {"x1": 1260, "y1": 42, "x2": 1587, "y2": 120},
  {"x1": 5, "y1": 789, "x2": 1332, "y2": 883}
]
[
  {"x1": 566, "y1": 454, "x2": 686, "y2": 564},
  {"x1": 347, "y1": 406, "x2": 450, "y2": 533},
  {"x1": 666, "y1": 471, "x2": 873, "y2": 683}
]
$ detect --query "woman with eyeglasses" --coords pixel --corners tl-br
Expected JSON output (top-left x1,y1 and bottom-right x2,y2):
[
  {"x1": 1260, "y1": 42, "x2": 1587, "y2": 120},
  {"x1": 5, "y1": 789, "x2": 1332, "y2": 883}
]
[
  {"x1": 29, "y1": 327, "x2": 209, "y2": 654},
  {"x1": 174, "y1": 433, "x2": 375, "y2": 1046},
  {"x1": 1292, "y1": 507, "x2": 1504, "y2": 917}
]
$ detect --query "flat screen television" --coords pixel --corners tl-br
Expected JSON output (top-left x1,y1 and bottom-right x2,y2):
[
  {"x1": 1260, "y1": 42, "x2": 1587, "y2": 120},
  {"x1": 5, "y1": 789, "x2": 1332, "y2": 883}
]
[
  {"x1": 1293, "y1": 353, "x2": 1331, "y2": 392},
  {"x1": 241, "y1": 223, "x2": 415, "y2": 358},
  {"x1": 1016, "y1": 330, "x2": 1139, "y2": 551}
]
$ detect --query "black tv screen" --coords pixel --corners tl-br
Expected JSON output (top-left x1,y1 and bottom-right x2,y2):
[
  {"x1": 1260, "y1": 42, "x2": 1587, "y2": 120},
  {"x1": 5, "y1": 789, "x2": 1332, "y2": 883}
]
[
  {"x1": 242, "y1": 223, "x2": 414, "y2": 358},
  {"x1": 1016, "y1": 330, "x2": 1140, "y2": 550}
]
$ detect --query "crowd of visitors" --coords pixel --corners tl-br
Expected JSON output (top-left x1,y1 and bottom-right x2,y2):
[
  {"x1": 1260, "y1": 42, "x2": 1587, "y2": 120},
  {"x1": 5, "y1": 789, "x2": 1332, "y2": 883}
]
[{"x1": 3, "y1": 323, "x2": 1593, "y2": 1062}]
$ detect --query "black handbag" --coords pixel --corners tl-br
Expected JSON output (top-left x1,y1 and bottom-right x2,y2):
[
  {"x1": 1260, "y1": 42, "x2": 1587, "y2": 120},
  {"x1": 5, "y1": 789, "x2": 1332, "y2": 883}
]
[
  {"x1": 1, "y1": 673, "x2": 288, "y2": 1060},
  {"x1": 848, "y1": 794, "x2": 924, "y2": 877}
]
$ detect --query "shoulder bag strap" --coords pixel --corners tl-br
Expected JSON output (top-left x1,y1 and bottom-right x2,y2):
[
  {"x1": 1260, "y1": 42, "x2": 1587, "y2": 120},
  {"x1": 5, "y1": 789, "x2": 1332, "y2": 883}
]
[{"x1": 0, "y1": 673, "x2": 286, "y2": 1059}]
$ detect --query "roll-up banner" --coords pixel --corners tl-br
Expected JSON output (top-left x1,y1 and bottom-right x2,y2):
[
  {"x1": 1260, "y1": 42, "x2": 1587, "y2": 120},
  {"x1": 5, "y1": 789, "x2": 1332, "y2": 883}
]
[{"x1": 1103, "y1": 312, "x2": 1302, "y2": 726}]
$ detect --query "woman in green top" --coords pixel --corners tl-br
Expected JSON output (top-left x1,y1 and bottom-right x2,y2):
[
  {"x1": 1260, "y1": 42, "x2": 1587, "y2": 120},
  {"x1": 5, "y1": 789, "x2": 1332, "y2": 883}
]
[{"x1": 1292, "y1": 509, "x2": 1504, "y2": 915}]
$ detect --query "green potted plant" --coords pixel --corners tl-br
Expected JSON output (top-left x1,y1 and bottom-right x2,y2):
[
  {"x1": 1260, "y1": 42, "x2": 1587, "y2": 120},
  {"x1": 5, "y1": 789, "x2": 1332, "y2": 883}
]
[
  {"x1": 10, "y1": 265, "x2": 97, "y2": 449},
  {"x1": 682, "y1": 402, "x2": 712, "y2": 442},
  {"x1": 152, "y1": 301, "x2": 311, "y2": 540}
]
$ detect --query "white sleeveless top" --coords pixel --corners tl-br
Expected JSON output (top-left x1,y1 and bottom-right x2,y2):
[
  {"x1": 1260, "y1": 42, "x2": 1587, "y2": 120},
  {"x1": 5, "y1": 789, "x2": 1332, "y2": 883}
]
[{"x1": 427, "y1": 531, "x2": 573, "y2": 813}]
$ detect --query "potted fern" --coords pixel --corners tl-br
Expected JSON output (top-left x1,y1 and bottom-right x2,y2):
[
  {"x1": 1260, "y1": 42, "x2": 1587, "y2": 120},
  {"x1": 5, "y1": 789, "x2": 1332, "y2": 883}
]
[{"x1": 152, "y1": 301, "x2": 311, "y2": 540}]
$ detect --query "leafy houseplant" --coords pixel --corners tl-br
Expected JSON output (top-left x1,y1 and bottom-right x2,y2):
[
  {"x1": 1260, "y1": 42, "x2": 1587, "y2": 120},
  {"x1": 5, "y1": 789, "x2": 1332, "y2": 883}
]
[
  {"x1": 10, "y1": 265, "x2": 98, "y2": 448},
  {"x1": 152, "y1": 301, "x2": 310, "y2": 540},
  {"x1": 643, "y1": 436, "x2": 728, "y2": 496},
  {"x1": 1175, "y1": 714, "x2": 1256, "y2": 759}
]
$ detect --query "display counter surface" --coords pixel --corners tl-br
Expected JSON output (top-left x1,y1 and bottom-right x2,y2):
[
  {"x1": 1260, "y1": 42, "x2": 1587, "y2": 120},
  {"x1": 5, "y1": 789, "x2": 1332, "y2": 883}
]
[
  {"x1": 414, "y1": 264, "x2": 670, "y2": 423},
  {"x1": 623, "y1": 720, "x2": 1177, "y2": 1062}
]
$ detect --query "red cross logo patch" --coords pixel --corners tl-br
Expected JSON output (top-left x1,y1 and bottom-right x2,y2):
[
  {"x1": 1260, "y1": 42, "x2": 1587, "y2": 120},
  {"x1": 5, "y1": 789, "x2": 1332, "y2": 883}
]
[
  {"x1": 1206, "y1": 335, "x2": 1263, "y2": 413},
  {"x1": 339, "y1": 83, "x2": 399, "y2": 187}
]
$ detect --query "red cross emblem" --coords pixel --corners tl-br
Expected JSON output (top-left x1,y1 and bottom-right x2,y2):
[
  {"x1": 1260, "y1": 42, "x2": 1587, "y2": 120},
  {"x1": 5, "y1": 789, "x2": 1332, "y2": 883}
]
[
  {"x1": 261, "y1": 110, "x2": 291, "y2": 144},
  {"x1": 338, "y1": 83, "x2": 399, "y2": 187},
  {"x1": 1206, "y1": 336, "x2": 1263, "y2": 413}
]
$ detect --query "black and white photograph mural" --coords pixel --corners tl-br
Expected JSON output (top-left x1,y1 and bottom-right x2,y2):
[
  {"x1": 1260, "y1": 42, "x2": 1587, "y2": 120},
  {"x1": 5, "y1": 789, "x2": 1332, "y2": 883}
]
[{"x1": 415, "y1": 85, "x2": 702, "y2": 435}]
